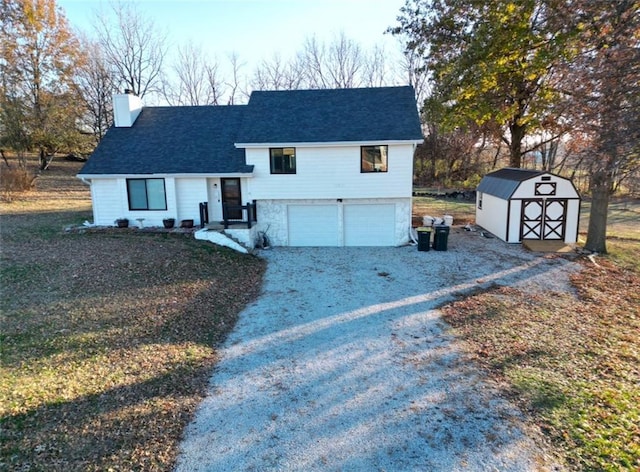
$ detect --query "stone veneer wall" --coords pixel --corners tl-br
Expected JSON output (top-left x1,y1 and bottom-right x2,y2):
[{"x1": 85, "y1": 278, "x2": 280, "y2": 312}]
[
  {"x1": 224, "y1": 226, "x2": 259, "y2": 249},
  {"x1": 255, "y1": 198, "x2": 412, "y2": 247}
]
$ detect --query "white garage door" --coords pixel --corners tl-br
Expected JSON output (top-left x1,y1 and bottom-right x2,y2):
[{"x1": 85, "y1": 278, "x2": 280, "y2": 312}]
[
  {"x1": 344, "y1": 204, "x2": 395, "y2": 246},
  {"x1": 288, "y1": 205, "x2": 340, "y2": 246}
]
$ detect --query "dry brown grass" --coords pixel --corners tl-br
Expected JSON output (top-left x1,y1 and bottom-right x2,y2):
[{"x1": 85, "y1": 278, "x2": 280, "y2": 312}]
[
  {"x1": 0, "y1": 156, "x2": 266, "y2": 471},
  {"x1": 441, "y1": 248, "x2": 640, "y2": 471},
  {"x1": 0, "y1": 167, "x2": 37, "y2": 202}
]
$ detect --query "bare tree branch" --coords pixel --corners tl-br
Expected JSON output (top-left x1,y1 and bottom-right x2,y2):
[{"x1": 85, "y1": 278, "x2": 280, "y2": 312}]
[{"x1": 94, "y1": 1, "x2": 167, "y2": 99}]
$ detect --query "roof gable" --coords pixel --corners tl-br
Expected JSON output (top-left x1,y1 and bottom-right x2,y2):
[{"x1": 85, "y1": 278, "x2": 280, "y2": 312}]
[{"x1": 236, "y1": 86, "x2": 423, "y2": 144}]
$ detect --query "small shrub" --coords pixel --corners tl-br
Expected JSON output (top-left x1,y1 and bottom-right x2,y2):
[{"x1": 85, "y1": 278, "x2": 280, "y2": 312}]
[{"x1": 0, "y1": 167, "x2": 36, "y2": 201}]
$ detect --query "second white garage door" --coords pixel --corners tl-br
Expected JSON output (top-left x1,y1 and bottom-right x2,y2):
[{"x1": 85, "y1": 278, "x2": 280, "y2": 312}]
[
  {"x1": 344, "y1": 204, "x2": 395, "y2": 246},
  {"x1": 287, "y1": 204, "x2": 396, "y2": 246}
]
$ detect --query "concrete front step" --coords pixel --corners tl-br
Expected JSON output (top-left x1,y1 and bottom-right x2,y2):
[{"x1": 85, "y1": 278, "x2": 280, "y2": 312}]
[{"x1": 194, "y1": 229, "x2": 249, "y2": 254}]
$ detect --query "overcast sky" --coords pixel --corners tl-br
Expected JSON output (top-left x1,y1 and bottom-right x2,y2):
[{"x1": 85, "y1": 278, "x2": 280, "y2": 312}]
[{"x1": 57, "y1": 0, "x2": 407, "y2": 70}]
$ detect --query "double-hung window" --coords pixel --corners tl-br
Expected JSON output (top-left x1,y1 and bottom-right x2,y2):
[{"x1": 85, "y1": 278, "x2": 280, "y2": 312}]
[
  {"x1": 127, "y1": 178, "x2": 167, "y2": 210},
  {"x1": 361, "y1": 145, "x2": 388, "y2": 173},
  {"x1": 270, "y1": 147, "x2": 296, "y2": 174}
]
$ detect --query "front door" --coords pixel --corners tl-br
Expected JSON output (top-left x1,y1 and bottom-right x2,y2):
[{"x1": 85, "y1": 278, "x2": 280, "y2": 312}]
[{"x1": 221, "y1": 178, "x2": 242, "y2": 220}]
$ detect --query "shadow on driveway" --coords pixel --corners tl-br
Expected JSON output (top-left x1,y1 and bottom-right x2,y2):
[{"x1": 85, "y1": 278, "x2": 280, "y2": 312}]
[{"x1": 176, "y1": 231, "x2": 573, "y2": 471}]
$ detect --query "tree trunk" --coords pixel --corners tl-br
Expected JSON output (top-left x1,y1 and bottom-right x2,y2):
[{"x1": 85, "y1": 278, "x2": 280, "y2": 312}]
[
  {"x1": 39, "y1": 148, "x2": 47, "y2": 170},
  {"x1": 0, "y1": 150, "x2": 10, "y2": 168},
  {"x1": 39, "y1": 148, "x2": 54, "y2": 171},
  {"x1": 584, "y1": 170, "x2": 610, "y2": 253},
  {"x1": 509, "y1": 122, "x2": 525, "y2": 168}
]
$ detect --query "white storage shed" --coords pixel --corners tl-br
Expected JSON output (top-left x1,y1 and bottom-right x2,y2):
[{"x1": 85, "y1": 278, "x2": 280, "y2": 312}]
[{"x1": 476, "y1": 168, "x2": 581, "y2": 243}]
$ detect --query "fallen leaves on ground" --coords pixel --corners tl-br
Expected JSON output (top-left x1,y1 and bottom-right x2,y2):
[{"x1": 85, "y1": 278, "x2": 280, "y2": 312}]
[
  {"x1": 1, "y1": 158, "x2": 266, "y2": 471},
  {"x1": 442, "y1": 248, "x2": 640, "y2": 471}
]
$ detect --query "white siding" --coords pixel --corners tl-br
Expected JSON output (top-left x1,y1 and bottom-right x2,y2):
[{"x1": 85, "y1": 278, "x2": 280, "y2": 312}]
[
  {"x1": 507, "y1": 200, "x2": 523, "y2": 243},
  {"x1": 90, "y1": 179, "x2": 122, "y2": 225},
  {"x1": 89, "y1": 176, "x2": 178, "y2": 227},
  {"x1": 565, "y1": 200, "x2": 580, "y2": 243},
  {"x1": 512, "y1": 175, "x2": 580, "y2": 243},
  {"x1": 511, "y1": 174, "x2": 579, "y2": 199},
  {"x1": 475, "y1": 193, "x2": 509, "y2": 241},
  {"x1": 175, "y1": 178, "x2": 208, "y2": 225},
  {"x1": 244, "y1": 144, "x2": 414, "y2": 201},
  {"x1": 206, "y1": 178, "x2": 222, "y2": 222}
]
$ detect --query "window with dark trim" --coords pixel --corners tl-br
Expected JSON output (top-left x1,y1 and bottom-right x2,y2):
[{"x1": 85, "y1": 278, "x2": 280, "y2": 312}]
[
  {"x1": 270, "y1": 147, "x2": 296, "y2": 174},
  {"x1": 126, "y1": 178, "x2": 167, "y2": 210},
  {"x1": 361, "y1": 145, "x2": 388, "y2": 173},
  {"x1": 477, "y1": 192, "x2": 483, "y2": 209}
]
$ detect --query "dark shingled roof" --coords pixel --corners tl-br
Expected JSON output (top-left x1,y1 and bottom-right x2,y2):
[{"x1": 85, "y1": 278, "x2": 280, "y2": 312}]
[
  {"x1": 79, "y1": 86, "x2": 422, "y2": 176},
  {"x1": 79, "y1": 106, "x2": 252, "y2": 175},
  {"x1": 477, "y1": 168, "x2": 545, "y2": 200},
  {"x1": 236, "y1": 86, "x2": 423, "y2": 143}
]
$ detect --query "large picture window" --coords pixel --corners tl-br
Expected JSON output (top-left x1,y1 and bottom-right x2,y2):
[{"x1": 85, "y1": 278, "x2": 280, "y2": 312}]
[
  {"x1": 270, "y1": 147, "x2": 296, "y2": 174},
  {"x1": 127, "y1": 178, "x2": 167, "y2": 210},
  {"x1": 361, "y1": 145, "x2": 388, "y2": 173}
]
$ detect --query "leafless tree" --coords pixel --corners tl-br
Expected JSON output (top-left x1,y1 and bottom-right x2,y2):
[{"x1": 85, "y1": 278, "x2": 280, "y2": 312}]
[
  {"x1": 250, "y1": 34, "x2": 400, "y2": 92},
  {"x1": 163, "y1": 42, "x2": 225, "y2": 106},
  {"x1": 75, "y1": 38, "x2": 115, "y2": 142},
  {"x1": 205, "y1": 61, "x2": 226, "y2": 105},
  {"x1": 325, "y1": 32, "x2": 363, "y2": 88},
  {"x1": 251, "y1": 53, "x2": 306, "y2": 91},
  {"x1": 226, "y1": 52, "x2": 248, "y2": 105},
  {"x1": 362, "y1": 44, "x2": 389, "y2": 87},
  {"x1": 298, "y1": 32, "x2": 365, "y2": 88},
  {"x1": 394, "y1": 37, "x2": 431, "y2": 108},
  {"x1": 94, "y1": 1, "x2": 167, "y2": 99},
  {"x1": 299, "y1": 36, "x2": 329, "y2": 88}
]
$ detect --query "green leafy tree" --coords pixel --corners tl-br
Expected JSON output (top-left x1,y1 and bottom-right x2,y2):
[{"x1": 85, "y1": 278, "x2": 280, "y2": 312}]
[{"x1": 390, "y1": 0, "x2": 573, "y2": 167}]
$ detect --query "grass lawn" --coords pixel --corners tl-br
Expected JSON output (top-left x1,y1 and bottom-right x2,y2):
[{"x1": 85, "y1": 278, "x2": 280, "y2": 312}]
[
  {"x1": 417, "y1": 195, "x2": 639, "y2": 470},
  {"x1": 413, "y1": 195, "x2": 477, "y2": 225},
  {"x1": 2, "y1": 163, "x2": 637, "y2": 471},
  {"x1": 0, "y1": 158, "x2": 266, "y2": 471}
]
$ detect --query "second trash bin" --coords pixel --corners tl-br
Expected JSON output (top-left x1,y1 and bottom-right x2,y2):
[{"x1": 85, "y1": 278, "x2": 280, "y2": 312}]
[
  {"x1": 417, "y1": 227, "x2": 432, "y2": 251},
  {"x1": 433, "y1": 224, "x2": 450, "y2": 251}
]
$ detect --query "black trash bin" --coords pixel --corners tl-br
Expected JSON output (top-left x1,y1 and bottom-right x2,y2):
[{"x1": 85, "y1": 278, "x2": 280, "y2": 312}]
[
  {"x1": 433, "y1": 224, "x2": 450, "y2": 251},
  {"x1": 417, "y1": 227, "x2": 432, "y2": 251}
]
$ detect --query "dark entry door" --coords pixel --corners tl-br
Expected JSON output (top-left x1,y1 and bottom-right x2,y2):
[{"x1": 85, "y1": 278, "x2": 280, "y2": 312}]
[
  {"x1": 520, "y1": 199, "x2": 567, "y2": 240},
  {"x1": 221, "y1": 178, "x2": 242, "y2": 220}
]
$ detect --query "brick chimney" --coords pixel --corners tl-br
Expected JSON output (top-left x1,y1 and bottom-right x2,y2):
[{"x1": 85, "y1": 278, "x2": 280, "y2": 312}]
[{"x1": 113, "y1": 89, "x2": 142, "y2": 127}]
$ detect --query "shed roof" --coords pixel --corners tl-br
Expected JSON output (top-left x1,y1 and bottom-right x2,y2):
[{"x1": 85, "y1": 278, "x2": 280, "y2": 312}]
[
  {"x1": 477, "y1": 168, "x2": 545, "y2": 199},
  {"x1": 79, "y1": 106, "x2": 252, "y2": 175},
  {"x1": 236, "y1": 86, "x2": 423, "y2": 144}
]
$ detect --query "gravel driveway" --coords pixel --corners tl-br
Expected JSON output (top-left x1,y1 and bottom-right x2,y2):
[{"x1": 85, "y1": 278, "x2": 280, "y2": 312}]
[{"x1": 176, "y1": 229, "x2": 576, "y2": 471}]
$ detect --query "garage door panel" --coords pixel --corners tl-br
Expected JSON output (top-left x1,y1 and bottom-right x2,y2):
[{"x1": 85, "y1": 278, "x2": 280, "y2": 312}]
[
  {"x1": 344, "y1": 204, "x2": 395, "y2": 246},
  {"x1": 288, "y1": 205, "x2": 339, "y2": 246}
]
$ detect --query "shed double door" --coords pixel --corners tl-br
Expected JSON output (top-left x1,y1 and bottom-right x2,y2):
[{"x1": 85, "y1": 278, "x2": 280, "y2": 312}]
[{"x1": 520, "y1": 199, "x2": 567, "y2": 240}]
